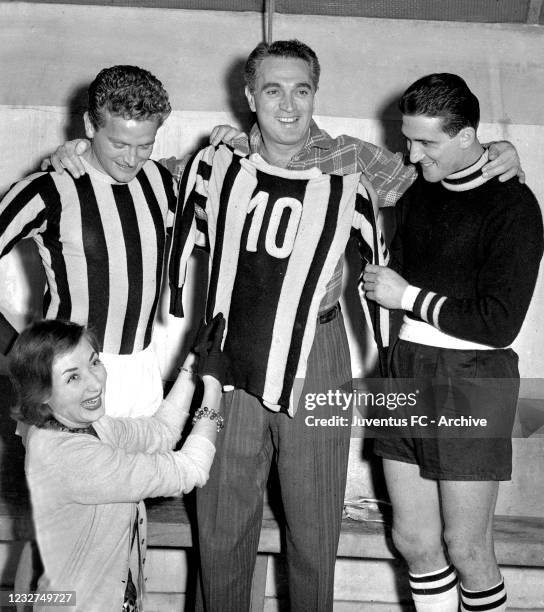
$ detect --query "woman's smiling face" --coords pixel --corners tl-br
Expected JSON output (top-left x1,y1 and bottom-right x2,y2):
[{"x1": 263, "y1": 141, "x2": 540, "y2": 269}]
[{"x1": 47, "y1": 336, "x2": 107, "y2": 428}]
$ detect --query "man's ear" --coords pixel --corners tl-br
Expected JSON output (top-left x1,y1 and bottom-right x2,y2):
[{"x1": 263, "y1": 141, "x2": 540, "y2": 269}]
[
  {"x1": 458, "y1": 126, "x2": 476, "y2": 149},
  {"x1": 83, "y1": 112, "x2": 96, "y2": 139},
  {"x1": 245, "y1": 86, "x2": 256, "y2": 113}
]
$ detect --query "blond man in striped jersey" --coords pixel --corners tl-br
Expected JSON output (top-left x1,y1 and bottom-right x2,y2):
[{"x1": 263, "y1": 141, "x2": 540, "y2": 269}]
[{"x1": 0, "y1": 65, "x2": 177, "y2": 419}]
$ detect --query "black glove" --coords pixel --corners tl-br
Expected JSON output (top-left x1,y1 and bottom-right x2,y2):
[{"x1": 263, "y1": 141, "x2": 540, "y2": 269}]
[{"x1": 192, "y1": 313, "x2": 229, "y2": 385}]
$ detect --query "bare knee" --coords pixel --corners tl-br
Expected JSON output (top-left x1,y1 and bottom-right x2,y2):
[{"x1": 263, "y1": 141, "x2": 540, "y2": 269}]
[
  {"x1": 391, "y1": 524, "x2": 444, "y2": 570},
  {"x1": 443, "y1": 529, "x2": 496, "y2": 578}
]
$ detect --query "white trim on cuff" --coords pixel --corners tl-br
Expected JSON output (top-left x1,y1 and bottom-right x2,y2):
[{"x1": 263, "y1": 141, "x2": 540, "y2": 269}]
[{"x1": 401, "y1": 285, "x2": 420, "y2": 311}]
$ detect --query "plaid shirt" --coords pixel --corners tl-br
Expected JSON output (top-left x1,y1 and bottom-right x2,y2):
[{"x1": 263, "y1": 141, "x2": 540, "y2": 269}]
[{"x1": 167, "y1": 120, "x2": 416, "y2": 312}]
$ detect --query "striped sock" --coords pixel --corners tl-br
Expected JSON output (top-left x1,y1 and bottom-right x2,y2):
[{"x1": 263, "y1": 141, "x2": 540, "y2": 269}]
[
  {"x1": 409, "y1": 564, "x2": 459, "y2": 611},
  {"x1": 460, "y1": 578, "x2": 507, "y2": 611}
]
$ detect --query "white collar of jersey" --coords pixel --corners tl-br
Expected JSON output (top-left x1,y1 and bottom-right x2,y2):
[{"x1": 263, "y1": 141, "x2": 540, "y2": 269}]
[
  {"x1": 246, "y1": 154, "x2": 323, "y2": 179},
  {"x1": 441, "y1": 149, "x2": 489, "y2": 192}
]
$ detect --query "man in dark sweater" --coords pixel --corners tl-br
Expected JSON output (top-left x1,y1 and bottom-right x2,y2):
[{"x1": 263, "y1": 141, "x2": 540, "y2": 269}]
[{"x1": 363, "y1": 73, "x2": 543, "y2": 612}]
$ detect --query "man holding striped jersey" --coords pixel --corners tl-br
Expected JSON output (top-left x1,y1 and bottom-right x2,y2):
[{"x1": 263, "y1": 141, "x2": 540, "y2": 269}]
[
  {"x1": 364, "y1": 73, "x2": 543, "y2": 612},
  {"x1": 0, "y1": 65, "x2": 176, "y2": 418},
  {"x1": 167, "y1": 41, "x2": 399, "y2": 612}
]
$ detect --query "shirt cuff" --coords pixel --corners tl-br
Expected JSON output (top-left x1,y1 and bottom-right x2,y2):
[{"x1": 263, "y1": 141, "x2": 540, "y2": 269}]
[
  {"x1": 401, "y1": 285, "x2": 420, "y2": 311},
  {"x1": 180, "y1": 434, "x2": 216, "y2": 488},
  {"x1": 184, "y1": 433, "x2": 216, "y2": 458}
]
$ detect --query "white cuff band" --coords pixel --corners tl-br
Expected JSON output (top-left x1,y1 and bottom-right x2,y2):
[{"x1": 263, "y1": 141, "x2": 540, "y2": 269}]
[{"x1": 401, "y1": 285, "x2": 420, "y2": 311}]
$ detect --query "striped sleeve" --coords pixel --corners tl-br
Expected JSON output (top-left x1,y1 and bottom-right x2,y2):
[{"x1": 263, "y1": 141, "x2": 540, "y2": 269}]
[
  {"x1": 152, "y1": 160, "x2": 178, "y2": 209},
  {"x1": 352, "y1": 179, "x2": 390, "y2": 361},
  {"x1": 168, "y1": 146, "x2": 215, "y2": 317},
  {"x1": 402, "y1": 286, "x2": 447, "y2": 329},
  {"x1": 151, "y1": 160, "x2": 178, "y2": 229},
  {"x1": 0, "y1": 172, "x2": 51, "y2": 353},
  {"x1": 0, "y1": 172, "x2": 50, "y2": 258}
]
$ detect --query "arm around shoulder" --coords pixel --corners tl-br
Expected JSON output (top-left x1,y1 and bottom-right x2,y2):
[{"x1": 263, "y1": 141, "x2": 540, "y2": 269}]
[
  {"x1": 356, "y1": 140, "x2": 416, "y2": 208},
  {"x1": 40, "y1": 139, "x2": 90, "y2": 177}
]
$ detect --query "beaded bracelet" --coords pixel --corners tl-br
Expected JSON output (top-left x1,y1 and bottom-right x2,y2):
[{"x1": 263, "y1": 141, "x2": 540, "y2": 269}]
[{"x1": 192, "y1": 406, "x2": 224, "y2": 432}]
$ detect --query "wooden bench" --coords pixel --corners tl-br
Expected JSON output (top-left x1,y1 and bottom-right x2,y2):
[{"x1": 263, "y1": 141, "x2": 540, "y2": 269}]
[
  {"x1": 2, "y1": 495, "x2": 543, "y2": 611},
  {"x1": 144, "y1": 496, "x2": 544, "y2": 566}
]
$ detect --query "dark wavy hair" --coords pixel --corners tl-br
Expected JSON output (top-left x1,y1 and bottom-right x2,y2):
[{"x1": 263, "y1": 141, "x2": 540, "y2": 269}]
[
  {"x1": 244, "y1": 39, "x2": 320, "y2": 93},
  {"x1": 88, "y1": 65, "x2": 171, "y2": 129},
  {"x1": 399, "y1": 73, "x2": 480, "y2": 137},
  {"x1": 8, "y1": 320, "x2": 99, "y2": 427}
]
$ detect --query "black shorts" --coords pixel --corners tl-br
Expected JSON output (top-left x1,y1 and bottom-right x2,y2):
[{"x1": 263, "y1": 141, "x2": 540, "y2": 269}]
[{"x1": 373, "y1": 340, "x2": 520, "y2": 481}]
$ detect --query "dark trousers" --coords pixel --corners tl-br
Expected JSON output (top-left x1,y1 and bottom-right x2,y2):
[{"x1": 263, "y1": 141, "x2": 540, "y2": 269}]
[{"x1": 196, "y1": 312, "x2": 353, "y2": 611}]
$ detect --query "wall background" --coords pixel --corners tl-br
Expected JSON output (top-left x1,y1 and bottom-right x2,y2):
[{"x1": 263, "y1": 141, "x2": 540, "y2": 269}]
[{"x1": 0, "y1": 3, "x2": 543, "y2": 609}]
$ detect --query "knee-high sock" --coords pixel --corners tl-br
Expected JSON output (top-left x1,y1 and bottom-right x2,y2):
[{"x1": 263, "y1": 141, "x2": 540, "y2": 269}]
[
  {"x1": 409, "y1": 564, "x2": 459, "y2": 612},
  {"x1": 460, "y1": 578, "x2": 507, "y2": 612}
]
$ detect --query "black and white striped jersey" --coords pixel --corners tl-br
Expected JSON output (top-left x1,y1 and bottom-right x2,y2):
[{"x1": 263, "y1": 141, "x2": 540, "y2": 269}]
[
  {"x1": 0, "y1": 159, "x2": 177, "y2": 354},
  {"x1": 169, "y1": 145, "x2": 388, "y2": 413}
]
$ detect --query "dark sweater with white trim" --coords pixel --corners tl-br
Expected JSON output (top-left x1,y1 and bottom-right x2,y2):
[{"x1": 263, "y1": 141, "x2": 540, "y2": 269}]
[{"x1": 393, "y1": 165, "x2": 543, "y2": 348}]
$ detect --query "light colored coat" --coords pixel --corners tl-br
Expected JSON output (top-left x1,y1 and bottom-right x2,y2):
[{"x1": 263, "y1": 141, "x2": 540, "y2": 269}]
[{"x1": 25, "y1": 399, "x2": 214, "y2": 611}]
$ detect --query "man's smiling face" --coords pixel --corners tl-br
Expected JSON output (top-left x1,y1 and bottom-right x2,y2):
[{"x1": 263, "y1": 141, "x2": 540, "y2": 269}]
[
  {"x1": 84, "y1": 110, "x2": 159, "y2": 183},
  {"x1": 402, "y1": 114, "x2": 467, "y2": 183},
  {"x1": 245, "y1": 56, "x2": 316, "y2": 157}
]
